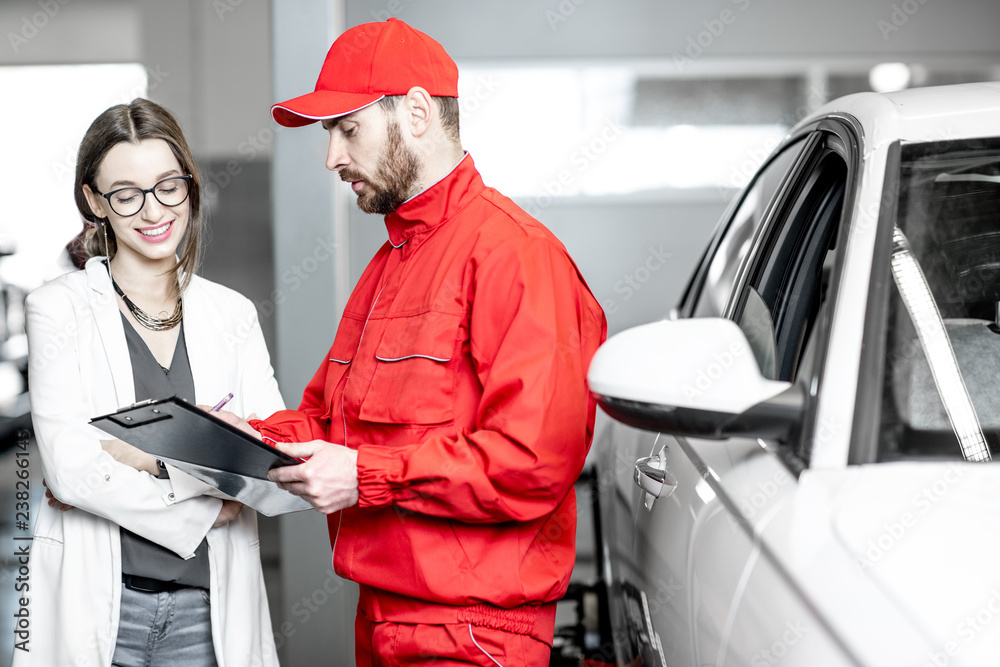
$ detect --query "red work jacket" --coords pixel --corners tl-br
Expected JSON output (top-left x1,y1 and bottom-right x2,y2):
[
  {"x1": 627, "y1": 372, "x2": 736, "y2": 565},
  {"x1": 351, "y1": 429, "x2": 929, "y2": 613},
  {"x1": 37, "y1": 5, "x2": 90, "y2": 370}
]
[{"x1": 255, "y1": 155, "x2": 606, "y2": 640}]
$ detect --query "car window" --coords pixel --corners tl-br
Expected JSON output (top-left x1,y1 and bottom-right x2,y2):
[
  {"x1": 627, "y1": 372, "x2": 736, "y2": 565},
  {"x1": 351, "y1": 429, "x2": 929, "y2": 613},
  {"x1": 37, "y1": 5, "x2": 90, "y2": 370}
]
[
  {"x1": 735, "y1": 144, "x2": 848, "y2": 382},
  {"x1": 690, "y1": 137, "x2": 809, "y2": 318},
  {"x1": 876, "y1": 138, "x2": 1000, "y2": 461}
]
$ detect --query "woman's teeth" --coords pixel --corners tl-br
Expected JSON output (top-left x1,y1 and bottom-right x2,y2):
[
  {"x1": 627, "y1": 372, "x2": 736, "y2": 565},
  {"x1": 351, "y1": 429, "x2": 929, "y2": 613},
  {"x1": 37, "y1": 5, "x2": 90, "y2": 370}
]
[{"x1": 139, "y1": 223, "x2": 170, "y2": 237}]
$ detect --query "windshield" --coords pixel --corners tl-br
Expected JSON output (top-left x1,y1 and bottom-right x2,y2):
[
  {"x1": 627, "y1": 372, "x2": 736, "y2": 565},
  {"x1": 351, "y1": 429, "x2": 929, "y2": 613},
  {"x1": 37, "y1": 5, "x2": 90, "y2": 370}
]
[{"x1": 878, "y1": 138, "x2": 1000, "y2": 461}]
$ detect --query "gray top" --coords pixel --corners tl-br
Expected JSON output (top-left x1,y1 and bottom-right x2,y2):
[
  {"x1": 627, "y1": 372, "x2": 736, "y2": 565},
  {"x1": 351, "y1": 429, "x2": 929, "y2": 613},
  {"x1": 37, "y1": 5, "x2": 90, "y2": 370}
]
[{"x1": 119, "y1": 312, "x2": 210, "y2": 589}]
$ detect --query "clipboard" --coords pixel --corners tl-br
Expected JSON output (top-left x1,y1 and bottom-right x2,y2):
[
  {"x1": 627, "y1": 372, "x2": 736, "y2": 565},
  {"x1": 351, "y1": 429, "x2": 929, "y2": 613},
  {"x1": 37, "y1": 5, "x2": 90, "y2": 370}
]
[{"x1": 90, "y1": 397, "x2": 311, "y2": 516}]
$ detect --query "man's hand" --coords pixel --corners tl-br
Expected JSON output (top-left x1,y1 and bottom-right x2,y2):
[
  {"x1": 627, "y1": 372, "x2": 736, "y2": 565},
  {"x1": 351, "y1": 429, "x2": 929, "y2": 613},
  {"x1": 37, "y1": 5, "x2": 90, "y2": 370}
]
[
  {"x1": 213, "y1": 499, "x2": 244, "y2": 528},
  {"x1": 267, "y1": 441, "x2": 359, "y2": 514}
]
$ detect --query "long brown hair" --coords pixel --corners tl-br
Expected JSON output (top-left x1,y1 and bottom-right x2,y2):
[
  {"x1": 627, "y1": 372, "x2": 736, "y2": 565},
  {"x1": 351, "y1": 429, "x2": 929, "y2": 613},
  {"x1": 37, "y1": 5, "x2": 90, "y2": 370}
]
[{"x1": 75, "y1": 98, "x2": 203, "y2": 293}]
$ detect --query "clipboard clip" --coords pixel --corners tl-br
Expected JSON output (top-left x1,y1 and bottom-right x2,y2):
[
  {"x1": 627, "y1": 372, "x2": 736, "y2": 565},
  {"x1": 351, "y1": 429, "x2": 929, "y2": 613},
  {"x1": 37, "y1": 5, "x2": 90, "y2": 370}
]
[
  {"x1": 107, "y1": 401, "x2": 173, "y2": 428},
  {"x1": 119, "y1": 398, "x2": 161, "y2": 411}
]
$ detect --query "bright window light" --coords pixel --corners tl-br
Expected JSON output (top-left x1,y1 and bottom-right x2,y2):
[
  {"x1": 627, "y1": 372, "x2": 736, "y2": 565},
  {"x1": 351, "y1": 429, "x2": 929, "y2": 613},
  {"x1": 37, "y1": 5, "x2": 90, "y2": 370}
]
[
  {"x1": 0, "y1": 64, "x2": 147, "y2": 292},
  {"x1": 869, "y1": 62, "x2": 912, "y2": 93},
  {"x1": 457, "y1": 64, "x2": 789, "y2": 199}
]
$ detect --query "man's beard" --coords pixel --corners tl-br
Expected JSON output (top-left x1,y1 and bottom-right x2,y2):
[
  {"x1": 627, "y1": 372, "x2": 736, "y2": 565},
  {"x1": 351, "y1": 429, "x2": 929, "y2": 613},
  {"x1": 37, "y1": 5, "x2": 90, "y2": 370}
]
[{"x1": 341, "y1": 121, "x2": 422, "y2": 215}]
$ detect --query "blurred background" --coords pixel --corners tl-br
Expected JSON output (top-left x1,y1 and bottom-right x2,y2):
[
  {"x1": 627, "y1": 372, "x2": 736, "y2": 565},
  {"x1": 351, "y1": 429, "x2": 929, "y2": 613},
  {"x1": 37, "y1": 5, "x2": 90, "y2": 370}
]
[{"x1": 1, "y1": 0, "x2": 998, "y2": 663}]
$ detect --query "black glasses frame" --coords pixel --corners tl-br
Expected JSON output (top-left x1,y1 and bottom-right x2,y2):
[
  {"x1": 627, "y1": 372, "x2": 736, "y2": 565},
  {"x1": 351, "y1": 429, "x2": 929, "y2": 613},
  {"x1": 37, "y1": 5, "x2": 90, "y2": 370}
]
[{"x1": 95, "y1": 174, "x2": 194, "y2": 217}]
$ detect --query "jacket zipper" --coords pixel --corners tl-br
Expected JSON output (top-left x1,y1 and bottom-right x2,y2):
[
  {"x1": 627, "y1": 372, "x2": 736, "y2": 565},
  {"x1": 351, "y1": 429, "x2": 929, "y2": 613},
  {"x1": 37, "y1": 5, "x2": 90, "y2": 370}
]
[{"x1": 332, "y1": 239, "x2": 406, "y2": 556}]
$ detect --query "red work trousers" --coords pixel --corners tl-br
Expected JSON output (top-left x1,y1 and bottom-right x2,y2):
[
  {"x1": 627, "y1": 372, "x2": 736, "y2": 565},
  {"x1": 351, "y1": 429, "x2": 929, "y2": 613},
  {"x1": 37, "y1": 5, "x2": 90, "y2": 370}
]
[{"x1": 355, "y1": 613, "x2": 552, "y2": 666}]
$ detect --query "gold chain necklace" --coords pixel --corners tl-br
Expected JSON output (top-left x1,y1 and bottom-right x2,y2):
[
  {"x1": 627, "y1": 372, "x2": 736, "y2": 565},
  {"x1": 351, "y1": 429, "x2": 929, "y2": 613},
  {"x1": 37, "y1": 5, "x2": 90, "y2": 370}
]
[{"x1": 109, "y1": 272, "x2": 183, "y2": 331}]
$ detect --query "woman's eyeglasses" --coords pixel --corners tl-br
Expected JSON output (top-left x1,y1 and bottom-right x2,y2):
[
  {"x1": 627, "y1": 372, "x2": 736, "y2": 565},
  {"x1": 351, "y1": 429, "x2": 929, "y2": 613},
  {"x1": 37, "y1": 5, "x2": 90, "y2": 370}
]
[{"x1": 95, "y1": 175, "x2": 193, "y2": 217}]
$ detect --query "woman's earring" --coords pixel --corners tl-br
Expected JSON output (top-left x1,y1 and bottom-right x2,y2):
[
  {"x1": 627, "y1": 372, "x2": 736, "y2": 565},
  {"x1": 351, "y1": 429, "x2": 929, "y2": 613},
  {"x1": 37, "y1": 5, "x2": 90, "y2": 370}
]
[{"x1": 101, "y1": 220, "x2": 110, "y2": 258}]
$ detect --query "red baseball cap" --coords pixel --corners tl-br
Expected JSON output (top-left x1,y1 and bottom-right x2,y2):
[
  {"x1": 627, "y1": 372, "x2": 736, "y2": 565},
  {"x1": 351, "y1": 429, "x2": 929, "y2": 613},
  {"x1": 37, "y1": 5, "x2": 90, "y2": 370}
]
[{"x1": 271, "y1": 18, "x2": 459, "y2": 128}]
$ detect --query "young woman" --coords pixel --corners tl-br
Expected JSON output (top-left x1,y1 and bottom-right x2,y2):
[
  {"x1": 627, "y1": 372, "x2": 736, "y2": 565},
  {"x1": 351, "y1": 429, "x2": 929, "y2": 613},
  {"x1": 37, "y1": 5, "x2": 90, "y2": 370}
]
[{"x1": 17, "y1": 99, "x2": 283, "y2": 666}]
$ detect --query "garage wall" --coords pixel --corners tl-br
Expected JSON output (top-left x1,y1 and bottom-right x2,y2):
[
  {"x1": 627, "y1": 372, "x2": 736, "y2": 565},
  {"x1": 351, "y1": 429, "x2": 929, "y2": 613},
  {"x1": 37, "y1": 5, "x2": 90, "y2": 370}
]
[{"x1": 347, "y1": 0, "x2": 1000, "y2": 59}]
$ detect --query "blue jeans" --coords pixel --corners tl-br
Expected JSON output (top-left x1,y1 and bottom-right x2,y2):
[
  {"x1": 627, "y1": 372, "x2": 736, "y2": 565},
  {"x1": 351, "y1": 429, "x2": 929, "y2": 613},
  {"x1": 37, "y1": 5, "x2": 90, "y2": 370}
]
[{"x1": 111, "y1": 583, "x2": 218, "y2": 667}]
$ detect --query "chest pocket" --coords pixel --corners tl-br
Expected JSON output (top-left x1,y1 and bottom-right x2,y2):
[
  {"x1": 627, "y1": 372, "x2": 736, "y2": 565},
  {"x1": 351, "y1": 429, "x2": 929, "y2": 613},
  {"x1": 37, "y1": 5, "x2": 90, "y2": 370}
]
[
  {"x1": 323, "y1": 314, "x2": 366, "y2": 414},
  {"x1": 359, "y1": 311, "x2": 463, "y2": 425}
]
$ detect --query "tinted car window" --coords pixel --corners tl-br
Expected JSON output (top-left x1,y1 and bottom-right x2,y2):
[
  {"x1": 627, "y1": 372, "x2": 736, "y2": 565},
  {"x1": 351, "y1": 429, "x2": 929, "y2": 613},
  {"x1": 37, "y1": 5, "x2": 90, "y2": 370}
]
[
  {"x1": 691, "y1": 137, "x2": 808, "y2": 318},
  {"x1": 736, "y1": 146, "x2": 847, "y2": 382},
  {"x1": 878, "y1": 139, "x2": 1000, "y2": 461}
]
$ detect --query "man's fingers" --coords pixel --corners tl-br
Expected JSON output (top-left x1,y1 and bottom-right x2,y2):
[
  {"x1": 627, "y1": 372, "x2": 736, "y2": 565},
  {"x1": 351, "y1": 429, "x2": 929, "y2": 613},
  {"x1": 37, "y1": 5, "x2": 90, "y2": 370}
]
[
  {"x1": 268, "y1": 463, "x2": 303, "y2": 485},
  {"x1": 272, "y1": 439, "x2": 324, "y2": 460},
  {"x1": 265, "y1": 442, "x2": 358, "y2": 516},
  {"x1": 272, "y1": 478, "x2": 307, "y2": 494}
]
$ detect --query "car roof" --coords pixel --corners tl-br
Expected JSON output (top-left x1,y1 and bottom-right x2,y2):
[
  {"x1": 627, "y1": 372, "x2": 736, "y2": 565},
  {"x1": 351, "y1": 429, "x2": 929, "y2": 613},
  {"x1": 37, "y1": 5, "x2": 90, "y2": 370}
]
[{"x1": 792, "y1": 81, "x2": 1000, "y2": 146}]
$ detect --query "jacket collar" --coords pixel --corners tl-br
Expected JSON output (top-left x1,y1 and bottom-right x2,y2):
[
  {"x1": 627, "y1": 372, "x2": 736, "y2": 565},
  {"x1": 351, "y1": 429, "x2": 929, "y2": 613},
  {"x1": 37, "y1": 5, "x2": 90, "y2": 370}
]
[
  {"x1": 85, "y1": 256, "x2": 134, "y2": 406},
  {"x1": 383, "y1": 153, "x2": 485, "y2": 248},
  {"x1": 85, "y1": 255, "x2": 114, "y2": 294}
]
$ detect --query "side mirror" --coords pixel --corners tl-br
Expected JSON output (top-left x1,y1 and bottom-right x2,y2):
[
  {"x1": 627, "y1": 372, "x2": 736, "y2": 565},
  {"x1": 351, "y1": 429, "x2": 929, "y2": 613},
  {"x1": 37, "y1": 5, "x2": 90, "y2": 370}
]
[{"x1": 587, "y1": 318, "x2": 803, "y2": 441}]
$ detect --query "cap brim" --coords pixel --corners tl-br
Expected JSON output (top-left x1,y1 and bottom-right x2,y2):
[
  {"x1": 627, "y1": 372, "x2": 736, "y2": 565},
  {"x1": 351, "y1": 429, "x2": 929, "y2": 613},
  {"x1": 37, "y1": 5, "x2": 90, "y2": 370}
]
[{"x1": 271, "y1": 90, "x2": 386, "y2": 127}]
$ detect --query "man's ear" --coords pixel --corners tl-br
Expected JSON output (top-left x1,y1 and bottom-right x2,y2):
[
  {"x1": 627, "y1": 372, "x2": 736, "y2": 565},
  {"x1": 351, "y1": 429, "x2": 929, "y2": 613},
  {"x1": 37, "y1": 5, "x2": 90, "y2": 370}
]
[
  {"x1": 82, "y1": 184, "x2": 108, "y2": 221},
  {"x1": 403, "y1": 86, "x2": 434, "y2": 138}
]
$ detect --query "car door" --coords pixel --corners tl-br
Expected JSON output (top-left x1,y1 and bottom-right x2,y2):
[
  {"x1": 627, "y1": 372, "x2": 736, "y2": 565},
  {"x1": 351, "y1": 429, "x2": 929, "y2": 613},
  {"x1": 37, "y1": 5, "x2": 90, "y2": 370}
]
[
  {"x1": 596, "y1": 120, "x2": 860, "y2": 666},
  {"x1": 694, "y1": 124, "x2": 860, "y2": 666}
]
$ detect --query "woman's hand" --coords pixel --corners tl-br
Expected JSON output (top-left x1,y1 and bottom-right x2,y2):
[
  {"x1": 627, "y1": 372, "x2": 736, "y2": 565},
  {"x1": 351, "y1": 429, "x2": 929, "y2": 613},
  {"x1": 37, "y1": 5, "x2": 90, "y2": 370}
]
[
  {"x1": 213, "y1": 499, "x2": 244, "y2": 528},
  {"x1": 101, "y1": 438, "x2": 160, "y2": 476},
  {"x1": 43, "y1": 479, "x2": 72, "y2": 511},
  {"x1": 199, "y1": 407, "x2": 262, "y2": 440}
]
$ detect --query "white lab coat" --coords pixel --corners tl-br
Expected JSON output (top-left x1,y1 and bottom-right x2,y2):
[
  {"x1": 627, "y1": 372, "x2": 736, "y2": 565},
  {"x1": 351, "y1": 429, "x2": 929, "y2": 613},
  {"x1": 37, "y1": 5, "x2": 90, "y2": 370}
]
[{"x1": 14, "y1": 257, "x2": 283, "y2": 666}]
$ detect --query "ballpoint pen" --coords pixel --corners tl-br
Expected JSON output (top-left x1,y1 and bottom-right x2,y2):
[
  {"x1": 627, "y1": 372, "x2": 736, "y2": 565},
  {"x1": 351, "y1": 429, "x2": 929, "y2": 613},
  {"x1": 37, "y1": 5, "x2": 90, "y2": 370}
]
[{"x1": 210, "y1": 392, "x2": 234, "y2": 412}]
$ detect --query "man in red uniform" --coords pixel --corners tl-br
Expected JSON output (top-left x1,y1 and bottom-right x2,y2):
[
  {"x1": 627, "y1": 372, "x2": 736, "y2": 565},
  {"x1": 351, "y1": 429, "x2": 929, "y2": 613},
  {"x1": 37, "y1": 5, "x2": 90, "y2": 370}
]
[{"x1": 258, "y1": 18, "x2": 606, "y2": 666}]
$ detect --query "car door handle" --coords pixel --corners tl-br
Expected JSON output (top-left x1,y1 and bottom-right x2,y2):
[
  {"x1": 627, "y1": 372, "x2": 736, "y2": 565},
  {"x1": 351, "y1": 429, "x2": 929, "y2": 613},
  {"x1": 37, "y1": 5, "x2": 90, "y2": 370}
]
[{"x1": 634, "y1": 455, "x2": 677, "y2": 499}]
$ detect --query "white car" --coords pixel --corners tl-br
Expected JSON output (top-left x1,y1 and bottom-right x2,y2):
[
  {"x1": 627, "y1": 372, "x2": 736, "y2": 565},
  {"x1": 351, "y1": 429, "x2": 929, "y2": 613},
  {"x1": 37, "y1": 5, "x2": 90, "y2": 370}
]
[{"x1": 585, "y1": 82, "x2": 1000, "y2": 666}]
